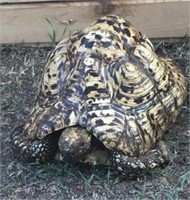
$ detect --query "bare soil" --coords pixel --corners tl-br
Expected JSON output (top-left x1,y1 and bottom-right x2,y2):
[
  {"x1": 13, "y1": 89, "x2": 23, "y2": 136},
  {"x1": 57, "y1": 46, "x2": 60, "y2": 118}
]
[{"x1": 0, "y1": 38, "x2": 190, "y2": 200}]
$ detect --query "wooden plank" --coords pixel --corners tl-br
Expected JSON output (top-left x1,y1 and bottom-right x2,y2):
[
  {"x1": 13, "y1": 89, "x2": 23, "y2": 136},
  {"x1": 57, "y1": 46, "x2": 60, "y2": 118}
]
[
  {"x1": 0, "y1": 0, "x2": 93, "y2": 3},
  {"x1": 0, "y1": 1, "x2": 189, "y2": 44},
  {"x1": 1, "y1": 0, "x2": 189, "y2": 4}
]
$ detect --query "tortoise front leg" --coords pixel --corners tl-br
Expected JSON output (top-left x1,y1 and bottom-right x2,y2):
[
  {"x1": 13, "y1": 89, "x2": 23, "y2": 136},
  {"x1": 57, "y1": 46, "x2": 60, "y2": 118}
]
[
  {"x1": 110, "y1": 140, "x2": 170, "y2": 175},
  {"x1": 11, "y1": 125, "x2": 60, "y2": 162}
]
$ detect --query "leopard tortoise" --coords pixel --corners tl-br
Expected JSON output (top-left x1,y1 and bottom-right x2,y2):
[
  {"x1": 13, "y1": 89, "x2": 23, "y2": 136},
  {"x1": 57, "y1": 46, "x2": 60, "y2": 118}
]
[{"x1": 11, "y1": 15, "x2": 188, "y2": 174}]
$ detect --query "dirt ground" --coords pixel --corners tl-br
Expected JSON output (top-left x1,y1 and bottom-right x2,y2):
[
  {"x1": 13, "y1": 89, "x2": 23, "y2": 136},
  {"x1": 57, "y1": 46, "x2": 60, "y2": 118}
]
[{"x1": 0, "y1": 37, "x2": 190, "y2": 200}]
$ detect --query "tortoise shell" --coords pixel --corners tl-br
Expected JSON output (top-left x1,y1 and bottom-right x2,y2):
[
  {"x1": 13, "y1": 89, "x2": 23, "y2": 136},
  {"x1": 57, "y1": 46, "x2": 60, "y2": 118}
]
[{"x1": 14, "y1": 15, "x2": 188, "y2": 160}]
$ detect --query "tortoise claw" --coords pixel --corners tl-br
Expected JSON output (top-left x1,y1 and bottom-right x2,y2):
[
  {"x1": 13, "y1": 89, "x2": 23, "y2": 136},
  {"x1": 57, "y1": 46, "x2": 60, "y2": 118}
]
[
  {"x1": 11, "y1": 125, "x2": 60, "y2": 162},
  {"x1": 110, "y1": 140, "x2": 170, "y2": 175}
]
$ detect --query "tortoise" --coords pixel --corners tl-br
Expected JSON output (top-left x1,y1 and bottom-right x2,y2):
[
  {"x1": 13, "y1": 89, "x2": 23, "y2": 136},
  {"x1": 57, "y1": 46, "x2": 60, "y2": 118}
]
[{"x1": 11, "y1": 15, "x2": 188, "y2": 174}]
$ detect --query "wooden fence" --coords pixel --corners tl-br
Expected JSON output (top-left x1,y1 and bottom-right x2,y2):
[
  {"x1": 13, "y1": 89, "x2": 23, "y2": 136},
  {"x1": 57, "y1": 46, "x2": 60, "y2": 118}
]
[{"x1": 0, "y1": 0, "x2": 189, "y2": 44}]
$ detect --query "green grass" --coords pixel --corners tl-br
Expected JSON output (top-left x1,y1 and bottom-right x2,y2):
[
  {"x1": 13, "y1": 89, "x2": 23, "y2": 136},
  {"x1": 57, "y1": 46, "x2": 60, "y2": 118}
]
[
  {"x1": 176, "y1": 170, "x2": 190, "y2": 192},
  {"x1": 28, "y1": 162, "x2": 122, "y2": 198},
  {"x1": 130, "y1": 166, "x2": 190, "y2": 200},
  {"x1": 132, "y1": 176, "x2": 148, "y2": 200},
  {"x1": 78, "y1": 166, "x2": 120, "y2": 185},
  {"x1": 46, "y1": 18, "x2": 67, "y2": 46},
  {"x1": 0, "y1": 44, "x2": 18, "y2": 54},
  {"x1": 77, "y1": 166, "x2": 121, "y2": 198}
]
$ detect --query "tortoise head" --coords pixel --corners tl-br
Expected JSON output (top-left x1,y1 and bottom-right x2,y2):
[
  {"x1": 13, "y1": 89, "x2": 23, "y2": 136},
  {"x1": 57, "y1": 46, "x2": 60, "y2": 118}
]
[{"x1": 58, "y1": 126, "x2": 92, "y2": 162}]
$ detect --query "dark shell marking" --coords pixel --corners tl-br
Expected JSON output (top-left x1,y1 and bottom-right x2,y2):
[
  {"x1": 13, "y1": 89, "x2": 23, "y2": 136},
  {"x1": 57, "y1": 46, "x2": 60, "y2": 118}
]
[{"x1": 12, "y1": 15, "x2": 188, "y2": 173}]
